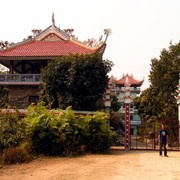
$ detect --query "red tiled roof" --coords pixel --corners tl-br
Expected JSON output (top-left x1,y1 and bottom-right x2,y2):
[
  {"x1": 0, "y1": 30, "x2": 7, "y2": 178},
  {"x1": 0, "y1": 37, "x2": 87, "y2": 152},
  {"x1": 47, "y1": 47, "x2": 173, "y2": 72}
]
[
  {"x1": 0, "y1": 40, "x2": 96, "y2": 57},
  {"x1": 116, "y1": 75, "x2": 144, "y2": 85},
  {"x1": 108, "y1": 75, "x2": 117, "y2": 84}
]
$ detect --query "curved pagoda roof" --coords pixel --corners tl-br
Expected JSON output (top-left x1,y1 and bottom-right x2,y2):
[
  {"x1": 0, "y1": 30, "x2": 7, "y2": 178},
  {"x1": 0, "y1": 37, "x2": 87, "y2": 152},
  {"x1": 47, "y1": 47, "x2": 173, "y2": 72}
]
[
  {"x1": 110, "y1": 74, "x2": 144, "y2": 87},
  {"x1": 0, "y1": 16, "x2": 107, "y2": 60}
]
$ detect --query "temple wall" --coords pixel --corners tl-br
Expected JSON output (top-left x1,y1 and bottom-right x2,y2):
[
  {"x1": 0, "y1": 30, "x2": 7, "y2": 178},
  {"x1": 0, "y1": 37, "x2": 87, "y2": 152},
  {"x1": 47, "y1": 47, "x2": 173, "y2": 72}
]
[{"x1": 7, "y1": 86, "x2": 40, "y2": 109}]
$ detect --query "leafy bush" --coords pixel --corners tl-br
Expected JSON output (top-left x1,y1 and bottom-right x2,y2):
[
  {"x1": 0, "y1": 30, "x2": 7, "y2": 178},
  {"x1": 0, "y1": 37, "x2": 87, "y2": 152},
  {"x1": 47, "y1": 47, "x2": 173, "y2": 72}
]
[
  {"x1": 25, "y1": 102, "x2": 64, "y2": 155},
  {"x1": 0, "y1": 109, "x2": 26, "y2": 153},
  {"x1": 83, "y1": 113, "x2": 115, "y2": 153},
  {"x1": 110, "y1": 112, "x2": 124, "y2": 134},
  {"x1": 2, "y1": 145, "x2": 32, "y2": 165},
  {"x1": 0, "y1": 86, "x2": 8, "y2": 108},
  {"x1": 25, "y1": 102, "x2": 115, "y2": 156},
  {"x1": 57, "y1": 108, "x2": 86, "y2": 155}
]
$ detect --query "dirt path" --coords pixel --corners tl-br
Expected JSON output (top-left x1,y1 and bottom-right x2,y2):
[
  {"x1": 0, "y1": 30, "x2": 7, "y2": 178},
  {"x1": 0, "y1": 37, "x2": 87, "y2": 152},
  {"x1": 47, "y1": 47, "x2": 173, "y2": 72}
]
[{"x1": 0, "y1": 150, "x2": 180, "y2": 180}]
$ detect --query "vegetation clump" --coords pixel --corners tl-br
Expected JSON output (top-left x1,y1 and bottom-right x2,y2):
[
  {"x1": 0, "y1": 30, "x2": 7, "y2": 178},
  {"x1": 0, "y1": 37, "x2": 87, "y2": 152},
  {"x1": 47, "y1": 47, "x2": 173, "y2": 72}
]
[
  {"x1": 2, "y1": 145, "x2": 32, "y2": 165},
  {"x1": 25, "y1": 102, "x2": 115, "y2": 156},
  {"x1": 134, "y1": 42, "x2": 180, "y2": 145},
  {"x1": 42, "y1": 53, "x2": 113, "y2": 110},
  {"x1": 0, "y1": 109, "x2": 26, "y2": 153}
]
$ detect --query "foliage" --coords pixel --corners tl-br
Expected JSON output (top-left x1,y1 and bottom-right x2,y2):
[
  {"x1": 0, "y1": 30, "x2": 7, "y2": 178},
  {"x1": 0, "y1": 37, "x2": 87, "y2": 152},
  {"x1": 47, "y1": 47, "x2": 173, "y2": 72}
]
[
  {"x1": 135, "y1": 42, "x2": 180, "y2": 143},
  {"x1": 160, "y1": 117, "x2": 179, "y2": 146},
  {"x1": 136, "y1": 42, "x2": 180, "y2": 118},
  {"x1": 25, "y1": 102, "x2": 115, "y2": 155},
  {"x1": 110, "y1": 94, "x2": 121, "y2": 112},
  {"x1": 83, "y1": 112, "x2": 115, "y2": 153},
  {"x1": 134, "y1": 92, "x2": 153, "y2": 117},
  {"x1": 136, "y1": 116, "x2": 160, "y2": 139},
  {"x1": 0, "y1": 69, "x2": 8, "y2": 108},
  {"x1": 109, "y1": 112, "x2": 125, "y2": 146},
  {"x1": 2, "y1": 145, "x2": 32, "y2": 165},
  {"x1": 0, "y1": 86, "x2": 8, "y2": 108},
  {"x1": 110, "y1": 112, "x2": 124, "y2": 134},
  {"x1": 25, "y1": 102, "x2": 64, "y2": 155},
  {"x1": 41, "y1": 53, "x2": 113, "y2": 110},
  {"x1": 148, "y1": 42, "x2": 180, "y2": 117},
  {"x1": 0, "y1": 110, "x2": 26, "y2": 153}
]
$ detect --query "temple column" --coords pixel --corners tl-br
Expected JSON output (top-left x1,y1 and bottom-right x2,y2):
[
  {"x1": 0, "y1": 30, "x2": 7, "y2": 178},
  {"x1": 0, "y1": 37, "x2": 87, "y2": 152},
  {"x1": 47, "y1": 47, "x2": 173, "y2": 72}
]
[{"x1": 9, "y1": 60, "x2": 14, "y2": 74}]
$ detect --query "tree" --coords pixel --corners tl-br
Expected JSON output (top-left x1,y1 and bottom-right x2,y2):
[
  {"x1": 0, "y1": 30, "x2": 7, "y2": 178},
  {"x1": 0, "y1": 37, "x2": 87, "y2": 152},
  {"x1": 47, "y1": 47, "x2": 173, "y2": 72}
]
[
  {"x1": 134, "y1": 89, "x2": 154, "y2": 117},
  {"x1": 148, "y1": 42, "x2": 180, "y2": 118},
  {"x1": 135, "y1": 43, "x2": 180, "y2": 144},
  {"x1": 110, "y1": 93, "x2": 121, "y2": 112},
  {"x1": 41, "y1": 53, "x2": 113, "y2": 110}
]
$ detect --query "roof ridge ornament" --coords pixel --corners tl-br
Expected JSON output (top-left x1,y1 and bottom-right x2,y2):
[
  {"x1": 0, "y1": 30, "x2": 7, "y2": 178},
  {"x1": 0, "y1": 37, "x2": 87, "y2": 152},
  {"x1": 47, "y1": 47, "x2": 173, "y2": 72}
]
[
  {"x1": 103, "y1": 28, "x2": 112, "y2": 43},
  {"x1": 125, "y1": 74, "x2": 130, "y2": 86},
  {"x1": 80, "y1": 29, "x2": 111, "y2": 49},
  {"x1": 52, "y1": 12, "x2": 55, "y2": 27}
]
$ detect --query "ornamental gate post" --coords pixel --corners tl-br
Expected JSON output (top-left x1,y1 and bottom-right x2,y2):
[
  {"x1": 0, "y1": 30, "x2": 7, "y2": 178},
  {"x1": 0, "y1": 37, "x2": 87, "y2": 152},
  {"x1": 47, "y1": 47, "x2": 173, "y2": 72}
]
[
  {"x1": 176, "y1": 73, "x2": 180, "y2": 150},
  {"x1": 124, "y1": 75, "x2": 132, "y2": 150},
  {"x1": 125, "y1": 103, "x2": 130, "y2": 150}
]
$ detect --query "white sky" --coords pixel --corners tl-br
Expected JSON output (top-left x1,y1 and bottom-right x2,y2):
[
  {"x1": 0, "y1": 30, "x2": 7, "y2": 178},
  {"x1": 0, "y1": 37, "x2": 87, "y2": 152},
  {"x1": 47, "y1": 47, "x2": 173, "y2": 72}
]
[{"x1": 1, "y1": 0, "x2": 180, "y2": 90}]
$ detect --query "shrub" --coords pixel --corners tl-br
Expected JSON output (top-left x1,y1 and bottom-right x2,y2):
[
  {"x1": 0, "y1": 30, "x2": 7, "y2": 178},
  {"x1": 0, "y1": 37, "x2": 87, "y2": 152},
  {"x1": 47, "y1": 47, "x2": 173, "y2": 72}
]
[
  {"x1": 25, "y1": 102, "x2": 115, "y2": 156},
  {"x1": 2, "y1": 145, "x2": 32, "y2": 165},
  {"x1": 0, "y1": 109, "x2": 26, "y2": 153},
  {"x1": 83, "y1": 112, "x2": 115, "y2": 153},
  {"x1": 0, "y1": 154, "x2": 2, "y2": 166},
  {"x1": 25, "y1": 102, "x2": 64, "y2": 155},
  {"x1": 110, "y1": 112, "x2": 124, "y2": 134},
  {"x1": 57, "y1": 108, "x2": 85, "y2": 155}
]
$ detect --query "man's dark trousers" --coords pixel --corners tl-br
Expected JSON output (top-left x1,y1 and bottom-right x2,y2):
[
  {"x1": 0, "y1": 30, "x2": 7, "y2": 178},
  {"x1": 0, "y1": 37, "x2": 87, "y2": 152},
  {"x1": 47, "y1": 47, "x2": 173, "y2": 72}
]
[{"x1": 160, "y1": 142, "x2": 167, "y2": 156}]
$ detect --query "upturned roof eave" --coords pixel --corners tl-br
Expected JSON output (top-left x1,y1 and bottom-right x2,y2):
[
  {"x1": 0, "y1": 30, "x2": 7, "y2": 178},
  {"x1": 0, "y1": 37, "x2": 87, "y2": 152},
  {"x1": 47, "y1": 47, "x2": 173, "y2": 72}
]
[
  {"x1": 0, "y1": 56, "x2": 56, "y2": 60},
  {"x1": 0, "y1": 51, "x2": 98, "y2": 60},
  {"x1": 0, "y1": 39, "x2": 33, "y2": 52},
  {"x1": 116, "y1": 80, "x2": 144, "y2": 86},
  {"x1": 0, "y1": 41, "x2": 105, "y2": 60}
]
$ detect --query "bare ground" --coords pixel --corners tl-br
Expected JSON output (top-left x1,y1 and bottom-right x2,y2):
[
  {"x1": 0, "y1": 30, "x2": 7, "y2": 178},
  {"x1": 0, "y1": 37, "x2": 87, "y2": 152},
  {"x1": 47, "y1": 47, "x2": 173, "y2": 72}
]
[{"x1": 0, "y1": 150, "x2": 180, "y2": 180}]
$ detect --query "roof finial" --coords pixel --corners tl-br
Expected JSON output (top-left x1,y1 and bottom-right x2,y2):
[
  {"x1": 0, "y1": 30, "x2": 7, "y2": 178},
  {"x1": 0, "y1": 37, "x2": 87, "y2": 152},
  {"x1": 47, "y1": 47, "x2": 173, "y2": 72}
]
[
  {"x1": 103, "y1": 28, "x2": 112, "y2": 43},
  {"x1": 52, "y1": 12, "x2": 55, "y2": 27},
  {"x1": 125, "y1": 74, "x2": 130, "y2": 86}
]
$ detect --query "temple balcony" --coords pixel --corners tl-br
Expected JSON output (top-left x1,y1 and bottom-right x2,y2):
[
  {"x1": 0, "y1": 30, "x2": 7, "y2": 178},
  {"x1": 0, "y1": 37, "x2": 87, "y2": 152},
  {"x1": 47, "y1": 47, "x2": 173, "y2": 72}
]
[
  {"x1": 0, "y1": 74, "x2": 41, "y2": 85},
  {"x1": 120, "y1": 87, "x2": 141, "y2": 92},
  {"x1": 110, "y1": 87, "x2": 141, "y2": 94}
]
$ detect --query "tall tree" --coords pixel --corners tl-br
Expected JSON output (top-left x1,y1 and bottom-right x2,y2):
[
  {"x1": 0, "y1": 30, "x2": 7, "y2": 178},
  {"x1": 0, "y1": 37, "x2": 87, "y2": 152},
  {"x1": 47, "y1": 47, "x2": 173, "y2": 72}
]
[
  {"x1": 148, "y1": 43, "x2": 180, "y2": 118},
  {"x1": 135, "y1": 43, "x2": 180, "y2": 144},
  {"x1": 41, "y1": 53, "x2": 113, "y2": 110}
]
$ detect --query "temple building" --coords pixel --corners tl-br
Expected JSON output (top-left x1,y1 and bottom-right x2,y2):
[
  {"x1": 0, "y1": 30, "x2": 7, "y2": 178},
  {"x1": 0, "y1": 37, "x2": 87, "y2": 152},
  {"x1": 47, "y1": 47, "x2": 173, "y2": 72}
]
[
  {"x1": 109, "y1": 74, "x2": 144, "y2": 134},
  {"x1": 0, "y1": 15, "x2": 108, "y2": 109}
]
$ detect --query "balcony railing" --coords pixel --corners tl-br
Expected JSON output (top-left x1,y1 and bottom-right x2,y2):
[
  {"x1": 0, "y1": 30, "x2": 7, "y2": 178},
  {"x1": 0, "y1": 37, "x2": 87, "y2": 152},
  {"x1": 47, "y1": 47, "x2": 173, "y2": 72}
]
[{"x1": 0, "y1": 74, "x2": 41, "y2": 84}]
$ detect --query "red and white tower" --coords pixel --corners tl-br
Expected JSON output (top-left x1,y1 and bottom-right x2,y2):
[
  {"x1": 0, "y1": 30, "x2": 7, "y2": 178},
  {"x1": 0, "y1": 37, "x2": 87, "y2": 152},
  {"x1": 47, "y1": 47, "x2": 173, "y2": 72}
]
[
  {"x1": 124, "y1": 75, "x2": 132, "y2": 150},
  {"x1": 176, "y1": 74, "x2": 180, "y2": 148}
]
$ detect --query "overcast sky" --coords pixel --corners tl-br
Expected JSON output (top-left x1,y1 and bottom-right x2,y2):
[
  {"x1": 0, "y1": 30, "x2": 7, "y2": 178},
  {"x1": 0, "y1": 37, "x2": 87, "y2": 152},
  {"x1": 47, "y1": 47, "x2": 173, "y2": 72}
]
[{"x1": 1, "y1": 0, "x2": 180, "y2": 90}]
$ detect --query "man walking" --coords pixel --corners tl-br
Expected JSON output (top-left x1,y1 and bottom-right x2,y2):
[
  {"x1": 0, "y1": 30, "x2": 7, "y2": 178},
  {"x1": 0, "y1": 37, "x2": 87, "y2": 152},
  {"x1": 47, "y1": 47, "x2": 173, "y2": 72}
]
[{"x1": 158, "y1": 124, "x2": 168, "y2": 157}]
